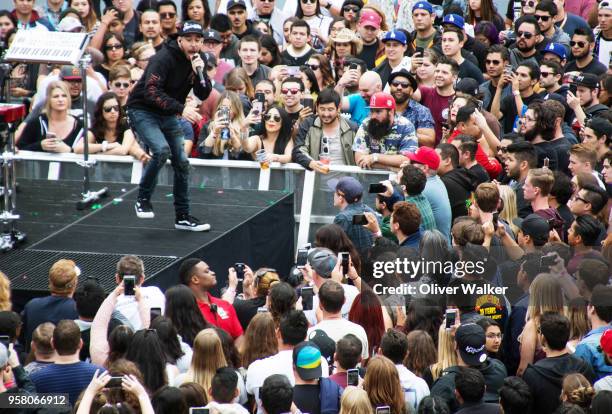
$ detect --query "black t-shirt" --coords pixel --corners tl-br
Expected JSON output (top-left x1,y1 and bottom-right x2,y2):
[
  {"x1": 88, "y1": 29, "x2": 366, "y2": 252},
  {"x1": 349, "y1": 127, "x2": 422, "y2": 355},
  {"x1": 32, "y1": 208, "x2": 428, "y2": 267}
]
[
  {"x1": 548, "y1": 137, "x2": 571, "y2": 176},
  {"x1": 500, "y1": 92, "x2": 543, "y2": 134},
  {"x1": 294, "y1": 384, "x2": 321, "y2": 414},
  {"x1": 357, "y1": 41, "x2": 379, "y2": 70},
  {"x1": 565, "y1": 58, "x2": 607, "y2": 77},
  {"x1": 469, "y1": 163, "x2": 490, "y2": 186},
  {"x1": 459, "y1": 59, "x2": 485, "y2": 83},
  {"x1": 533, "y1": 141, "x2": 559, "y2": 170}
]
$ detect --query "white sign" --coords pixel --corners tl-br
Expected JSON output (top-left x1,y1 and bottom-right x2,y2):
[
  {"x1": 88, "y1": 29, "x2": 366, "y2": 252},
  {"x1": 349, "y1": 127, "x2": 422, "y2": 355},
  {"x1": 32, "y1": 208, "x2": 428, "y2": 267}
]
[{"x1": 4, "y1": 31, "x2": 88, "y2": 65}]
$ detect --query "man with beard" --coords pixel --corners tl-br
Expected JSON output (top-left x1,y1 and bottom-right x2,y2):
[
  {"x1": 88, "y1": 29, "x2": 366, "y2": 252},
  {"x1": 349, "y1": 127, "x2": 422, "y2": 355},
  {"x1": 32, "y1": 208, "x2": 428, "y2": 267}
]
[
  {"x1": 388, "y1": 70, "x2": 435, "y2": 147},
  {"x1": 139, "y1": 10, "x2": 164, "y2": 50},
  {"x1": 508, "y1": 16, "x2": 541, "y2": 67},
  {"x1": 227, "y1": 0, "x2": 260, "y2": 40},
  {"x1": 539, "y1": 60, "x2": 567, "y2": 97},
  {"x1": 479, "y1": 45, "x2": 512, "y2": 111},
  {"x1": 293, "y1": 88, "x2": 358, "y2": 172},
  {"x1": 338, "y1": 70, "x2": 382, "y2": 125},
  {"x1": 565, "y1": 29, "x2": 607, "y2": 76},
  {"x1": 505, "y1": 141, "x2": 538, "y2": 218},
  {"x1": 535, "y1": 1, "x2": 571, "y2": 51},
  {"x1": 520, "y1": 102, "x2": 560, "y2": 170},
  {"x1": 436, "y1": 143, "x2": 477, "y2": 221},
  {"x1": 492, "y1": 61, "x2": 543, "y2": 134},
  {"x1": 567, "y1": 73, "x2": 610, "y2": 128},
  {"x1": 412, "y1": 56, "x2": 458, "y2": 145},
  {"x1": 352, "y1": 92, "x2": 418, "y2": 170}
]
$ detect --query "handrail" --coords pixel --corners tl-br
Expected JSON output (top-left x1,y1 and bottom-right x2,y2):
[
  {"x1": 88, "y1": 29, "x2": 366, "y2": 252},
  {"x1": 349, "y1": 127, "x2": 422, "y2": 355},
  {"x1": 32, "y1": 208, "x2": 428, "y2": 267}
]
[{"x1": 14, "y1": 151, "x2": 395, "y2": 249}]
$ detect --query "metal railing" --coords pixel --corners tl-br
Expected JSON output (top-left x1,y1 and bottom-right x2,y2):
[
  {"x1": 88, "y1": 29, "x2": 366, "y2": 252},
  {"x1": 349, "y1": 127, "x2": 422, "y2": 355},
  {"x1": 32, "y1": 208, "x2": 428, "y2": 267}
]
[{"x1": 14, "y1": 151, "x2": 395, "y2": 248}]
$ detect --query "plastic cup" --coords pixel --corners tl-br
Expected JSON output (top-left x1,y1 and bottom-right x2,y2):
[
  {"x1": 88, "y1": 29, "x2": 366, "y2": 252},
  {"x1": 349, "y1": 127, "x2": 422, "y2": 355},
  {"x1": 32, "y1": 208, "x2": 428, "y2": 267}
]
[
  {"x1": 319, "y1": 154, "x2": 330, "y2": 173},
  {"x1": 256, "y1": 149, "x2": 269, "y2": 170}
]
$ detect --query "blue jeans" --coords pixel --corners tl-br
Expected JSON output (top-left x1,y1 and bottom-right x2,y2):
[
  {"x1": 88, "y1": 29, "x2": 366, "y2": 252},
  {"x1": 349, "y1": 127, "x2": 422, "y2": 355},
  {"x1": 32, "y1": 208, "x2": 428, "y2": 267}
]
[{"x1": 128, "y1": 109, "x2": 190, "y2": 215}]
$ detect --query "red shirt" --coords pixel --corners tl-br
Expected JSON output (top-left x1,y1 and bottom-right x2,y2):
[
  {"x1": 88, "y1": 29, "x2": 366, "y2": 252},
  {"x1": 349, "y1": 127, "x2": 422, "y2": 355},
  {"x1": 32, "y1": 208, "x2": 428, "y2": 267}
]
[
  {"x1": 448, "y1": 130, "x2": 502, "y2": 179},
  {"x1": 197, "y1": 293, "x2": 243, "y2": 339},
  {"x1": 419, "y1": 86, "x2": 453, "y2": 145}
]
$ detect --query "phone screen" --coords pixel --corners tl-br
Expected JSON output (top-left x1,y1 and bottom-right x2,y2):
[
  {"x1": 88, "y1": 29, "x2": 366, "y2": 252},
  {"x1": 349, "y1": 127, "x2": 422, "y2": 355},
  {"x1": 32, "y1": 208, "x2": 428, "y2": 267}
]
[
  {"x1": 301, "y1": 286, "x2": 314, "y2": 311},
  {"x1": 150, "y1": 307, "x2": 162, "y2": 321},
  {"x1": 296, "y1": 248, "x2": 308, "y2": 268},
  {"x1": 340, "y1": 252, "x2": 349, "y2": 276},
  {"x1": 347, "y1": 368, "x2": 359, "y2": 386},
  {"x1": 123, "y1": 275, "x2": 136, "y2": 296},
  {"x1": 445, "y1": 309, "x2": 457, "y2": 330},
  {"x1": 376, "y1": 406, "x2": 391, "y2": 414},
  {"x1": 190, "y1": 408, "x2": 210, "y2": 414}
]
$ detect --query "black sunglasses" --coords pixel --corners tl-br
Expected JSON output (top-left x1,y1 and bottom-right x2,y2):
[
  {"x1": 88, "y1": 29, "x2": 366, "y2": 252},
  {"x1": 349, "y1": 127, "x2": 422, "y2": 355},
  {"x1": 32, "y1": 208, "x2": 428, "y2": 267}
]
[
  {"x1": 105, "y1": 44, "x2": 124, "y2": 51},
  {"x1": 103, "y1": 105, "x2": 120, "y2": 113},
  {"x1": 570, "y1": 40, "x2": 587, "y2": 48},
  {"x1": 535, "y1": 14, "x2": 551, "y2": 21},
  {"x1": 264, "y1": 113, "x2": 281, "y2": 122},
  {"x1": 517, "y1": 31, "x2": 534, "y2": 39},
  {"x1": 486, "y1": 59, "x2": 501, "y2": 65},
  {"x1": 343, "y1": 5, "x2": 360, "y2": 12},
  {"x1": 390, "y1": 80, "x2": 411, "y2": 89}
]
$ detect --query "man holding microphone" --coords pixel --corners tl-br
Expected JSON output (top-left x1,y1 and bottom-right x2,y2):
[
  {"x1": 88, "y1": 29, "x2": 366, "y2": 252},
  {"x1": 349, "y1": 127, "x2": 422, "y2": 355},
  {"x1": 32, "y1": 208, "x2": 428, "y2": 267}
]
[{"x1": 128, "y1": 21, "x2": 213, "y2": 231}]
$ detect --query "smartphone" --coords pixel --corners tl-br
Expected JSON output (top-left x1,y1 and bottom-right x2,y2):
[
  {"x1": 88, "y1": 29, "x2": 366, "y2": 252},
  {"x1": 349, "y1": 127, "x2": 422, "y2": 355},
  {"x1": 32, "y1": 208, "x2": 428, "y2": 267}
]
[
  {"x1": 107, "y1": 376, "x2": 123, "y2": 388},
  {"x1": 46, "y1": 132, "x2": 57, "y2": 139},
  {"x1": 123, "y1": 275, "x2": 136, "y2": 296},
  {"x1": 189, "y1": 408, "x2": 209, "y2": 414},
  {"x1": 0, "y1": 335, "x2": 9, "y2": 347},
  {"x1": 150, "y1": 307, "x2": 162, "y2": 321},
  {"x1": 492, "y1": 212, "x2": 499, "y2": 229},
  {"x1": 543, "y1": 157, "x2": 550, "y2": 168},
  {"x1": 301, "y1": 286, "x2": 314, "y2": 311},
  {"x1": 376, "y1": 406, "x2": 391, "y2": 414},
  {"x1": 302, "y1": 96, "x2": 314, "y2": 112},
  {"x1": 257, "y1": 306, "x2": 269, "y2": 313},
  {"x1": 296, "y1": 248, "x2": 309, "y2": 269},
  {"x1": 340, "y1": 252, "x2": 350, "y2": 276},
  {"x1": 369, "y1": 183, "x2": 387, "y2": 193},
  {"x1": 234, "y1": 263, "x2": 245, "y2": 281},
  {"x1": 569, "y1": 83, "x2": 577, "y2": 95},
  {"x1": 504, "y1": 64, "x2": 513, "y2": 76},
  {"x1": 349, "y1": 63, "x2": 358, "y2": 70},
  {"x1": 252, "y1": 95, "x2": 264, "y2": 116},
  {"x1": 347, "y1": 368, "x2": 359, "y2": 386},
  {"x1": 352, "y1": 214, "x2": 368, "y2": 225},
  {"x1": 445, "y1": 308, "x2": 457, "y2": 330},
  {"x1": 287, "y1": 66, "x2": 300, "y2": 76},
  {"x1": 415, "y1": 46, "x2": 424, "y2": 57}
]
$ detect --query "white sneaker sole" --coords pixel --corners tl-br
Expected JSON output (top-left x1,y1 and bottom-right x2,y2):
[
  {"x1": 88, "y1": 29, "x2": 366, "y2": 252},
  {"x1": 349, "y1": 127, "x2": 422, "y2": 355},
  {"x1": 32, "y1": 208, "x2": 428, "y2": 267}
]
[
  {"x1": 135, "y1": 204, "x2": 155, "y2": 219},
  {"x1": 175, "y1": 223, "x2": 211, "y2": 232}
]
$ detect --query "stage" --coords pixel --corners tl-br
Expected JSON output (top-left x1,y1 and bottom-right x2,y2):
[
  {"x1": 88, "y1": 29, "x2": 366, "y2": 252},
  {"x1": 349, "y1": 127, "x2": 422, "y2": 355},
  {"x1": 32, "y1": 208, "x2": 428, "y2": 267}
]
[{"x1": 0, "y1": 179, "x2": 295, "y2": 310}]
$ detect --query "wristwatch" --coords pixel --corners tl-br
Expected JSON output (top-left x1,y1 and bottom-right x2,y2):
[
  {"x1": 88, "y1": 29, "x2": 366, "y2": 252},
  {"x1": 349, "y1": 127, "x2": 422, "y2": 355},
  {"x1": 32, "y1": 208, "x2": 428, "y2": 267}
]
[{"x1": 372, "y1": 153, "x2": 379, "y2": 163}]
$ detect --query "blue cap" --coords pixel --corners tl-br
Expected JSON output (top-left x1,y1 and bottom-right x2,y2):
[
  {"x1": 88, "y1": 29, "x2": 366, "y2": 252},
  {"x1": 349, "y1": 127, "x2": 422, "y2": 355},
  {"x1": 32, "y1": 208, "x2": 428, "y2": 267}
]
[
  {"x1": 382, "y1": 29, "x2": 407, "y2": 45},
  {"x1": 543, "y1": 43, "x2": 567, "y2": 60},
  {"x1": 412, "y1": 1, "x2": 433, "y2": 13},
  {"x1": 443, "y1": 13, "x2": 465, "y2": 30}
]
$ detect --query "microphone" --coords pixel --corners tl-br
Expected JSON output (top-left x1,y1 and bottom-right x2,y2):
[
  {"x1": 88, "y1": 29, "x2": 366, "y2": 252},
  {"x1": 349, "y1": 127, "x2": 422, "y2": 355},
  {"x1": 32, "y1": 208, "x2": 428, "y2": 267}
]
[{"x1": 191, "y1": 54, "x2": 206, "y2": 86}]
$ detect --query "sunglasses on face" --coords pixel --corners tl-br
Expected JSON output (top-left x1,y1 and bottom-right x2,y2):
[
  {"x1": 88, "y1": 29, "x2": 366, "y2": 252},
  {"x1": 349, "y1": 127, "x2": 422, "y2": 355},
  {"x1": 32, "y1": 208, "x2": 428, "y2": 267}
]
[
  {"x1": 301, "y1": 0, "x2": 316, "y2": 3},
  {"x1": 535, "y1": 14, "x2": 551, "y2": 21},
  {"x1": 497, "y1": 146, "x2": 508, "y2": 153},
  {"x1": 570, "y1": 40, "x2": 587, "y2": 48},
  {"x1": 105, "y1": 43, "x2": 123, "y2": 51},
  {"x1": 103, "y1": 105, "x2": 120, "y2": 113},
  {"x1": 343, "y1": 5, "x2": 360, "y2": 12},
  {"x1": 540, "y1": 72, "x2": 553, "y2": 78},
  {"x1": 159, "y1": 12, "x2": 176, "y2": 18},
  {"x1": 308, "y1": 64, "x2": 320, "y2": 70},
  {"x1": 390, "y1": 80, "x2": 411, "y2": 89},
  {"x1": 486, "y1": 59, "x2": 501, "y2": 65},
  {"x1": 517, "y1": 31, "x2": 534, "y2": 39},
  {"x1": 281, "y1": 87, "x2": 300, "y2": 95},
  {"x1": 113, "y1": 82, "x2": 130, "y2": 89},
  {"x1": 264, "y1": 113, "x2": 281, "y2": 122},
  {"x1": 521, "y1": 0, "x2": 535, "y2": 6}
]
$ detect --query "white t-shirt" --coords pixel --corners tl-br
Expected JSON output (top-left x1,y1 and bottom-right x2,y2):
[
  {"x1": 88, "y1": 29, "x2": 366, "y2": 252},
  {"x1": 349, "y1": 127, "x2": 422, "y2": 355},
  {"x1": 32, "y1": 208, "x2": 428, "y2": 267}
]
[
  {"x1": 113, "y1": 285, "x2": 165, "y2": 330},
  {"x1": 246, "y1": 349, "x2": 329, "y2": 414},
  {"x1": 305, "y1": 283, "x2": 359, "y2": 326},
  {"x1": 308, "y1": 318, "x2": 369, "y2": 360},
  {"x1": 395, "y1": 364, "x2": 430, "y2": 412}
]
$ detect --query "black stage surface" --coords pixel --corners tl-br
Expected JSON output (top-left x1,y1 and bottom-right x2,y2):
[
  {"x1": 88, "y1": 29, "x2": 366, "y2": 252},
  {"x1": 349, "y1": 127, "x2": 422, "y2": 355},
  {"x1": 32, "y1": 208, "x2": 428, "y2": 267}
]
[{"x1": 0, "y1": 179, "x2": 294, "y2": 309}]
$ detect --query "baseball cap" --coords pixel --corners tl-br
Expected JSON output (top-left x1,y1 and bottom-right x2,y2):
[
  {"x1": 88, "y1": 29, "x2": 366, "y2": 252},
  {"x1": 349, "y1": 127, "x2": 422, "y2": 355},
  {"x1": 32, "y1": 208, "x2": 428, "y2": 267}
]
[
  {"x1": 382, "y1": 29, "x2": 407, "y2": 46},
  {"x1": 575, "y1": 73, "x2": 600, "y2": 90},
  {"x1": 455, "y1": 323, "x2": 488, "y2": 366},
  {"x1": 342, "y1": 0, "x2": 364, "y2": 8},
  {"x1": 359, "y1": 9, "x2": 382, "y2": 29},
  {"x1": 443, "y1": 14, "x2": 465, "y2": 30},
  {"x1": 455, "y1": 78, "x2": 480, "y2": 97},
  {"x1": 412, "y1": 1, "x2": 434, "y2": 13},
  {"x1": 600, "y1": 329, "x2": 612, "y2": 356},
  {"x1": 203, "y1": 29, "x2": 221, "y2": 43},
  {"x1": 202, "y1": 52, "x2": 217, "y2": 67},
  {"x1": 512, "y1": 214, "x2": 550, "y2": 244},
  {"x1": 179, "y1": 20, "x2": 204, "y2": 36},
  {"x1": 388, "y1": 70, "x2": 417, "y2": 91},
  {"x1": 329, "y1": 176, "x2": 364, "y2": 203},
  {"x1": 227, "y1": 0, "x2": 247, "y2": 10},
  {"x1": 57, "y1": 16, "x2": 83, "y2": 32},
  {"x1": 60, "y1": 65, "x2": 82, "y2": 81},
  {"x1": 308, "y1": 330, "x2": 336, "y2": 365},
  {"x1": 0, "y1": 342, "x2": 7, "y2": 368},
  {"x1": 307, "y1": 247, "x2": 337, "y2": 278},
  {"x1": 406, "y1": 146, "x2": 440, "y2": 170},
  {"x1": 293, "y1": 341, "x2": 323, "y2": 380},
  {"x1": 543, "y1": 43, "x2": 567, "y2": 60},
  {"x1": 599, "y1": 0, "x2": 612, "y2": 10},
  {"x1": 369, "y1": 92, "x2": 396, "y2": 110},
  {"x1": 377, "y1": 186, "x2": 405, "y2": 210}
]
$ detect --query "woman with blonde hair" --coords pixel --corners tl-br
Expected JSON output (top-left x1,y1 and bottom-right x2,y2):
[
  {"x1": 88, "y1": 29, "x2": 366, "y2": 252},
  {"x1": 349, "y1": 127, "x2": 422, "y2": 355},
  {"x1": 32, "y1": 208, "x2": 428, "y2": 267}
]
[
  {"x1": 340, "y1": 387, "x2": 373, "y2": 414},
  {"x1": 173, "y1": 329, "x2": 226, "y2": 401},
  {"x1": 0, "y1": 271, "x2": 10, "y2": 311},
  {"x1": 363, "y1": 356, "x2": 407, "y2": 414},
  {"x1": 498, "y1": 185, "x2": 519, "y2": 236},
  {"x1": 198, "y1": 91, "x2": 248, "y2": 160},
  {"x1": 423, "y1": 324, "x2": 457, "y2": 387},
  {"x1": 233, "y1": 268, "x2": 281, "y2": 329},
  {"x1": 240, "y1": 312, "x2": 278, "y2": 367},
  {"x1": 129, "y1": 42, "x2": 156, "y2": 83},
  {"x1": 567, "y1": 297, "x2": 590, "y2": 351},
  {"x1": 516, "y1": 273, "x2": 566, "y2": 376},
  {"x1": 224, "y1": 67, "x2": 254, "y2": 100}
]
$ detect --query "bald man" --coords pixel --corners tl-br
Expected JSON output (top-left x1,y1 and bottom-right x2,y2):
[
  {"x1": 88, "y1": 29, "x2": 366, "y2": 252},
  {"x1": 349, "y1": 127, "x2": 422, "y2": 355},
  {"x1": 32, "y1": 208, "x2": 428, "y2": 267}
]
[{"x1": 338, "y1": 71, "x2": 383, "y2": 124}]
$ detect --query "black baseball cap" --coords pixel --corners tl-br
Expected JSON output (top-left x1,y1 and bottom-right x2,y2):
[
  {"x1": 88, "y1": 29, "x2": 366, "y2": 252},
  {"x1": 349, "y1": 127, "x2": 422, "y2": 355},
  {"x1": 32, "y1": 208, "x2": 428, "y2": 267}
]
[
  {"x1": 388, "y1": 70, "x2": 417, "y2": 91},
  {"x1": 179, "y1": 20, "x2": 204, "y2": 36},
  {"x1": 203, "y1": 29, "x2": 222, "y2": 43},
  {"x1": 575, "y1": 73, "x2": 600, "y2": 90},
  {"x1": 455, "y1": 78, "x2": 480, "y2": 97},
  {"x1": 455, "y1": 323, "x2": 487, "y2": 366},
  {"x1": 308, "y1": 329, "x2": 336, "y2": 365},
  {"x1": 227, "y1": 0, "x2": 247, "y2": 10},
  {"x1": 512, "y1": 214, "x2": 550, "y2": 244}
]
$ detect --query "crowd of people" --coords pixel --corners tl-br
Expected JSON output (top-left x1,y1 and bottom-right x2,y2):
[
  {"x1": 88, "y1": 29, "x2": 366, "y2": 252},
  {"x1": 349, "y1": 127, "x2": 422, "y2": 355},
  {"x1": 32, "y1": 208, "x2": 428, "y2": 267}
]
[{"x1": 1, "y1": 0, "x2": 612, "y2": 412}]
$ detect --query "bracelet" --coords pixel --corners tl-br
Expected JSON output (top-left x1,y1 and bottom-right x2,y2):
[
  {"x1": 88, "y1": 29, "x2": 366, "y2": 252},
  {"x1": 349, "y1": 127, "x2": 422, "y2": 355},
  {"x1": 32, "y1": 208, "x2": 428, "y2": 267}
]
[{"x1": 101, "y1": 141, "x2": 108, "y2": 152}]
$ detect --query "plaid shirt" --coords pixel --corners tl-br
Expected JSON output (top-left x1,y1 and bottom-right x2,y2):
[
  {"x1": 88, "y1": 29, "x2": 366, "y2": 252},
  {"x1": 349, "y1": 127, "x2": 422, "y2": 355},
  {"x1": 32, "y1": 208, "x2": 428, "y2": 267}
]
[
  {"x1": 352, "y1": 115, "x2": 418, "y2": 155},
  {"x1": 399, "y1": 100, "x2": 435, "y2": 132},
  {"x1": 334, "y1": 202, "x2": 378, "y2": 254},
  {"x1": 406, "y1": 195, "x2": 436, "y2": 232}
]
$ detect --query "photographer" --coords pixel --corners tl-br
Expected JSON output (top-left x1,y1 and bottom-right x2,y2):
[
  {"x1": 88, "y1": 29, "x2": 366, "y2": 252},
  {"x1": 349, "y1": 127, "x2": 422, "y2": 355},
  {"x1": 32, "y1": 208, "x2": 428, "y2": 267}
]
[{"x1": 567, "y1": 73, "x2": 609, "y2": 128}]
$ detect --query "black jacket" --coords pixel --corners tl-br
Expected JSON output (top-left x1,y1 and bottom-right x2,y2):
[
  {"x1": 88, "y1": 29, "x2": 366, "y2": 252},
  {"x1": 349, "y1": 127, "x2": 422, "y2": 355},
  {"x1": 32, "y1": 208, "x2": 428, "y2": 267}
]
[
  {"x1": 522, "y1": 354, "x2": 595, "y2": 414},
  {"x1": 456, "y1": 402, "x2": 501, "y2": 414},
  {"x1": 440, "y1": 168, "x2": 477, "y2": 222},
  {"x1": 127, "y1": 37, "x2": 212, "y2": 116}
]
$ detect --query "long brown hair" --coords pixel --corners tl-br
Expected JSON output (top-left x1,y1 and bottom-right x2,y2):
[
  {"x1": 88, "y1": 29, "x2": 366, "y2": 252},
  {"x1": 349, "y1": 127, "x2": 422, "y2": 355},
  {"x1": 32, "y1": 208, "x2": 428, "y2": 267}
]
[
  {"x1": 467, "y1": 0, "x2": 498, "y2": 25},
  {"x1": 405, "y1": 330, "x2": 437, "y2": 378},
  {"x1": 310, "y1": 54, "x2": 335, "y2": 89},
  {"x1": 240, "y1": 313, "x2": 279, "y2": 367},
  {"x1": 363, "y1": 356, "x2": 406, "y2": 414}
]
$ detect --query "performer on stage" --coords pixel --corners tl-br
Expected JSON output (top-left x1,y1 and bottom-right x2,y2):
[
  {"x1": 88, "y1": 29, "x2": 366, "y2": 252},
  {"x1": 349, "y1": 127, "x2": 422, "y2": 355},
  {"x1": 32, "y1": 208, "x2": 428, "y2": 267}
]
[{"x1": 127, "y1": 20, "x2": 212, "y2": 231}]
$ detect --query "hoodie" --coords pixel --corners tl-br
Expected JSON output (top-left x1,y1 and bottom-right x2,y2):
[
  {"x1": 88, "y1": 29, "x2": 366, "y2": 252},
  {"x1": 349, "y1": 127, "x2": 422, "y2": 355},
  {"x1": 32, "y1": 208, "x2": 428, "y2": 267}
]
[
  {"x1": 522, "y1": 353, "x2": 595, "y2": 414},
  {"x1": 127, "y1": 37, "x2": 212, "y2": 116},
  {"x1": 440, "y1": 168, "x2": 477, "y2": 221},
  {"x1": 430, "y1": 359, "x2": 507, "y2": 413}
]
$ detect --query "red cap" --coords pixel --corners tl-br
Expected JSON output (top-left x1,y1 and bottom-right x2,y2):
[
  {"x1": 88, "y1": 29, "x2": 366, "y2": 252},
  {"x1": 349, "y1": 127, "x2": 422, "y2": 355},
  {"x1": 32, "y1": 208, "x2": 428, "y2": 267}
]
[
  {"x1": 359, "y1": 9, "x2": 382, "y2": 29},
  {"x1": 369, "y1": 92, "x2": 395, "y2": 110},
  {"x1": 601, "y1": 329, "x2": 612, "y2": 356},
  {"x1": 406, "y1": 146, "x2": 440, "y2": 170}
]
